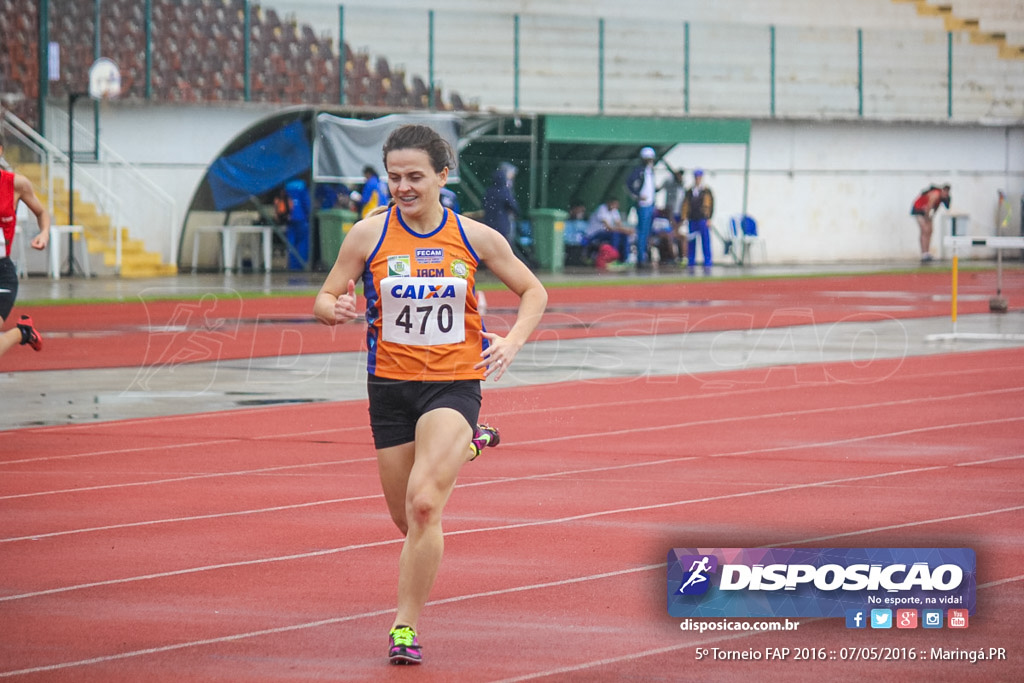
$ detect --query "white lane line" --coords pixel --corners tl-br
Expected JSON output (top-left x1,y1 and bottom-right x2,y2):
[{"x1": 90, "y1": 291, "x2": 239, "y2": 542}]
[
  {"x1": 5, "y1": 459, "x2": 1021, "y2": 604},
  {"x1": 0, "y1": 424, "x2": 368, "y2": 466},
  {"x1": 0, "y1": 457, "x2": 377, "y2": 502},
  {"x1": 0, "y1": 456, "x2": 701, "y2": 543},
  {"x1": 4, "y1": 387, "x2": 1020, "y2": 500},
  {"x1": 2, "y1": 523, "x2": 1021, "y2": 679},
  {"x1": 4, "y1": 368, "x2": 1020, "y2": 467}
]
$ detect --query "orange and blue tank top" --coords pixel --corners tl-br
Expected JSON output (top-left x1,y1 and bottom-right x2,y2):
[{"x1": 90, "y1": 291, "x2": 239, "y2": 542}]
[{"x1": 363, "y1": 206, "x2": 486, "y2": 380}]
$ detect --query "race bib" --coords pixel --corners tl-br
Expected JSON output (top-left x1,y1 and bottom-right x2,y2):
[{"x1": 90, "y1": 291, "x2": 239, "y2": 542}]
[{"x1": 381, "y1": 276, "x2": 467, "y2": 346}]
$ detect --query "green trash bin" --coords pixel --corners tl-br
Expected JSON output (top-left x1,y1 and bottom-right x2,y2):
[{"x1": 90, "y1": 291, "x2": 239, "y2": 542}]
[
  {"x1": 530, "y1": 208, "x2": 568, "y2": 273},
  {"x1": 318, "y1": 208, "x2": 358, "y2": 268}
]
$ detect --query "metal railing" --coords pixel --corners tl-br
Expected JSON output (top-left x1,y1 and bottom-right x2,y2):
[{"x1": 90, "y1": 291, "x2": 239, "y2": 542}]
[
  {"x1": 24, "y1": 5, "x2": 1023, "y2": 127},
  {"x1": 3, "y1": 108, "x2": 126, "y2": 273},
  {"x1": 47, "y1": 107, "x2": 179, "y2": 268}
]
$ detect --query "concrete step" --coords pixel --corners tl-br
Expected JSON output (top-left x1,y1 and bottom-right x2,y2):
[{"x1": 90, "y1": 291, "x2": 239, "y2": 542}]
[
  {"x1": 103, "y1": 248, "x2": 163, "y2": 268},
  {"x1": 997, "y1": 43, "x2": 1024, "y2": 59},
  {"x1": 118, "y1": 261, "x2": 179, "y2": 278},
  {"x1": 15, "y1": 163, "x2": 178, "y2": 278}
]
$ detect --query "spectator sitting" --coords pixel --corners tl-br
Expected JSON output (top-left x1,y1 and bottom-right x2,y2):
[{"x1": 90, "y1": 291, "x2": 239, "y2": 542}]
[
  {"x1": 563, "y1": 202, "x2": 590, "y2": 266},
  {"x1": 651, "y1": 209, "x2": 680, "y2": 265},
  {"x1": 587, "y1": 197, "x2": 634, "y2": 266},
  {"x1": 315, "y1": 182, "x2": 350, "y2": 211}
]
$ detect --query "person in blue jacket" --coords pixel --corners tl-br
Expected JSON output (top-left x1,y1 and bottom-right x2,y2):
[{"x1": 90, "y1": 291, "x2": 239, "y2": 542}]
[
  {"x1": 482, "y1": 163, "x2": 520, "y2": 244},
  {"x1": 283, "y1": 178, "x2": 311, "y2": 270},
  {"x1": 682, "y1": 169, "x2": 715, "y2": 273},
  {"x1": 625, "y1": 146, "x2": 657, "y2": 267},
  {"x1": 355, "y1": 165, "x2": 388, "y2": 218},
  {"x1": 439, "y1": 186, "x2": 460, "y2": 213}
]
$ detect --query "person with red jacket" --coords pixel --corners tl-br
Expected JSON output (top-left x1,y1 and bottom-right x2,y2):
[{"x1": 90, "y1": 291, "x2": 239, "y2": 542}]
[
  {"x1": 0, "y1": 135, "x2": 50, "y2": 359},
  {"x1": 911, "y1": 184, "x2": 950, "y2": 262}
]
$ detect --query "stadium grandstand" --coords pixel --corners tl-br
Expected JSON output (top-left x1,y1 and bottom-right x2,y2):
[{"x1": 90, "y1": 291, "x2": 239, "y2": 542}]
[{"x1": 1, "y1": 0, "x2": 1022, "y2": 276}]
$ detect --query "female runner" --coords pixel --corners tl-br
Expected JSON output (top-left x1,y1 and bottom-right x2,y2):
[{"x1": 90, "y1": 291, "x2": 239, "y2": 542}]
[{"x1": 314, "y1": 123, "x2": 547, "y2": 665}]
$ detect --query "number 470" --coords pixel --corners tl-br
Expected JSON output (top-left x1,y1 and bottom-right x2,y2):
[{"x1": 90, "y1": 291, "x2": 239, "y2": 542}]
[{"x1": 395, "y1": 304, "x2": 455, "y2": 334}]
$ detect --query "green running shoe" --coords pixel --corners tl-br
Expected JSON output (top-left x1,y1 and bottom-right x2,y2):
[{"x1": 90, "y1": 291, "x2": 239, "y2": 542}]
[
  {"x1": 388, "y1": 625, "x2": 422, "y2": 665},
  {"x1": 469, "y1": 423, "x2": 500, "y2": 461}
]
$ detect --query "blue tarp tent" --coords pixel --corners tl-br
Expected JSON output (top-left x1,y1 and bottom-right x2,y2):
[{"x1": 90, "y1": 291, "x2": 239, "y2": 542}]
[{"x1": 206, "y1": 121, "x2": 312, "y2": 211}]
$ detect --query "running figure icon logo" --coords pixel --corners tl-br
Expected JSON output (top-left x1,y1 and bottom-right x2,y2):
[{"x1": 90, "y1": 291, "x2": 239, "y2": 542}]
[{"x1": 676, "y1": 555, "x2": 718, "y2": 595}]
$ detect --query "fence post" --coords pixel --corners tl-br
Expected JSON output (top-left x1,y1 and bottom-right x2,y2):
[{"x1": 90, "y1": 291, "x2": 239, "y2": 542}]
[
  {"x1": 38, "y1": 0, "x2": 50, "y2": 135},
  {"x1": 857, "y1": 28, "x2": 864, "y2": 117},
  {"x1": 514, "y1": 14, "x2": 521, "y2": 112},
  {"x1": 769, "y1": 25, "x2": 776, "y2": 117},
  {"x1": 243, "y1": 0, "x2": 251, "y2": 101},
  {"x1": 598, "y1": 18, "x2": 605, "y2": 114},
  {"x1": 683, "y1": 21, "x2": 690, "y2": 114},
  {"x1": 947, "y1": 31, "x2": 953, "y2": 119},
  {"x1": 338, "y1": 5, "x2": 345, "y2": 105},
  {"x1": 428, "y1": 10, "x2": 436, "y2": 109},
  {"x1": 144, "y1": 0, "x2": 152, "y2": 99}
]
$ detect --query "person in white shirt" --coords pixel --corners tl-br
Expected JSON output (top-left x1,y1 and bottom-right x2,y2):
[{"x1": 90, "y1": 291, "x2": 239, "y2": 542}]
[{"x1": 587, "y1": 197, "x2": 634, "y2": 263}]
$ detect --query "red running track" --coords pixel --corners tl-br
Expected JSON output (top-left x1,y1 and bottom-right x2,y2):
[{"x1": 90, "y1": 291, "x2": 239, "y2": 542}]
[
  {"x1": 2, "y1": 346, "x2": 1022, "y2": 681},
  {"x1": 8, "y1": 269, "x2": 1022, "y2": 372}
]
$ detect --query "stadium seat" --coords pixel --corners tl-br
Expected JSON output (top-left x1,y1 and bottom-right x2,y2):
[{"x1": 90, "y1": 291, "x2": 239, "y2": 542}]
[{"x1": 727, "y1": 215, "x2": 767, "y2": 266}]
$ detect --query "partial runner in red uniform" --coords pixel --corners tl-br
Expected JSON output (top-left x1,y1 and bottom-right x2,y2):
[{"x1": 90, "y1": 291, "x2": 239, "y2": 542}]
[
  {"x1": 314, "y1": 124, "x2": 547, "y2": 665},
  {"x1": 910, "y1": 184, "x2": 950, "y2": 262},
  {"x1": 0, "y1": 134, "x2": 50, "y2": 359}
]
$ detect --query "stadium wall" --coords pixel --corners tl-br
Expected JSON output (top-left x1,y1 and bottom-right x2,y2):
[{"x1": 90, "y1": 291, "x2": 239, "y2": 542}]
[{"x1": 82, "y1": 102, "x2": 1022, "y2": 266}]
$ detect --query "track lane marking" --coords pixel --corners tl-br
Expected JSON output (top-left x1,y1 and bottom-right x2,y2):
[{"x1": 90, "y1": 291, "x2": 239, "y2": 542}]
[
  {"x1": 2, "y1": 510, "x2": 1021, "y2": 678},
  {"x1": 4, "y1": 458, "x2": 1022, "y2": 603},
  {"x1": 3, "y1": 391, "x2": 1020, "y2": 500},
  {"x1": 4, "y1": 364, "x2": 1021, "y2": 466}
]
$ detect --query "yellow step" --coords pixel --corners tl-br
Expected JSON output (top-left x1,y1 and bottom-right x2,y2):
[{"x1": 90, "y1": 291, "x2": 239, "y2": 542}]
[
  {"x1": 119, "y1": 262, "x2": 179, "y2": 278},
  {"x1": 970, "y1": 29, "x2": 1006, "y2": 45},
  {"x1": 914, "y1": 2, "x2": 950, "y2": 17},
  {"x1": 943, "y1": 15, "x2": 976, "y2": 31},
  {"x1": 17, "y1": 163, "x2": 46, "y2": 187},
  {"x1": 95, "y1": 241, "x2": 152, "y2": 258},
  {"x1": 84, "y1": 226, "x2": 129, "y2": 241},
  {"x1": 997, "y1": 43, "x2": 1024, "y2": 59},
  {"x1": 22, "y1": 169, "x2": 178, "y2": 275},
  {"x1": 48, "y1": 206, "x2": 108, "y2": 229},
  {"x1": 103, "y1": 247, "x2": 162, "y2": 268}
]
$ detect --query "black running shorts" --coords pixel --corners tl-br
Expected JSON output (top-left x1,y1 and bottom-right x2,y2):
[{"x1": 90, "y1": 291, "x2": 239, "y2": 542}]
[
  {"x1": 367, "y1": 375, "x2": 482, "y2": 450},
  {"x1": 0, "y1": 257, "x2": 18, "y2": 321}
]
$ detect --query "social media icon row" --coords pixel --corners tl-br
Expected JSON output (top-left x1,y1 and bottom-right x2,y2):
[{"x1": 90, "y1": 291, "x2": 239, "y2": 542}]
[{"x1": 845, "y1": 608, "x2": 968, "y2": 629}]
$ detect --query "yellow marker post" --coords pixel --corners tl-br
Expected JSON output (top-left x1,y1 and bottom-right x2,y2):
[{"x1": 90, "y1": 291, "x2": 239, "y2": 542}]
[{"x1": 951, "y1": 252, "x2": 958, "y2": 332}]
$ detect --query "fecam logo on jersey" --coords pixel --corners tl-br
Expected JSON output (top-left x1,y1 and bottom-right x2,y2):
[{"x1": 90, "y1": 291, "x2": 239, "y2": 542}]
[
  {"x1": 415, "y1": 248, "x2": 444, "y2": 264},
  {"x1": 667, "y1": 548, "x2": 976, "y2": 619}
]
